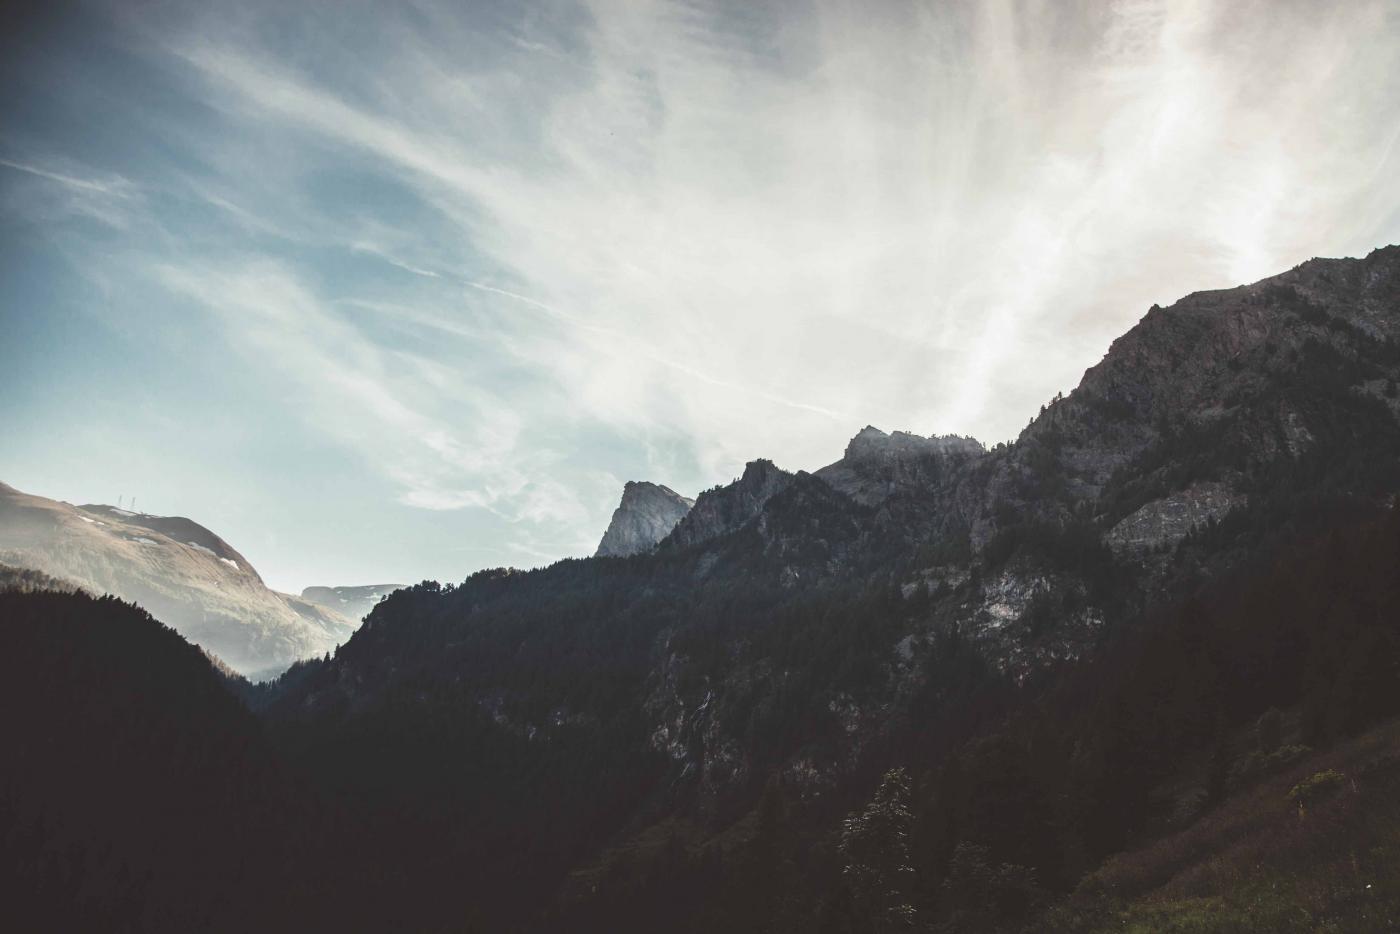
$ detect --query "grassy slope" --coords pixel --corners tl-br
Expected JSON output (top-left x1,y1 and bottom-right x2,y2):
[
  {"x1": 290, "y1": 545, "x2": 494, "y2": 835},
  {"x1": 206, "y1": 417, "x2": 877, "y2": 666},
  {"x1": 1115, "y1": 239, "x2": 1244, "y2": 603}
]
[{"x1": 1047, "y1": 716, "x2": 1400, "y2": 933}]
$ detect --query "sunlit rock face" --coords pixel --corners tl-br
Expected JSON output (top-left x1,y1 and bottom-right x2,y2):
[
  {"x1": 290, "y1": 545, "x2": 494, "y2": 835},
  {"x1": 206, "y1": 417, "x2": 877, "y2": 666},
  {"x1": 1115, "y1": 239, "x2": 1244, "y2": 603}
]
[
  {"x1": 0, "y1": 481, "x2": 354, "y2": 674},
  {"x1": 595, "y1": 481, "x2": 695, "y2": 557}
]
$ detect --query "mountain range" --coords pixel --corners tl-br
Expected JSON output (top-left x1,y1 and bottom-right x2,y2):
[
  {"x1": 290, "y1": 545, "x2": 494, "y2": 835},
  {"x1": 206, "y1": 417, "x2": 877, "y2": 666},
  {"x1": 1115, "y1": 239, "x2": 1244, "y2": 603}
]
[{"x1": 4, "y1": 246, "x2": 1400, "y2": 932}]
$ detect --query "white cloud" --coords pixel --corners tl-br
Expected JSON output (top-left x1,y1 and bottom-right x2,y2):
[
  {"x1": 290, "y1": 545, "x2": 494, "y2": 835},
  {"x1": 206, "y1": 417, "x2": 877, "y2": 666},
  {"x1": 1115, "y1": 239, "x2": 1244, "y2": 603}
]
[
  {"x1": 0, "y1": 156, "x2": 140, "y2": 229},
  {"x1": 0, "y1": 157, "x2": 134, "y2": 197},
  {"x1": 161, "y1": 1, "x2": 1400, "y2": 461},
  {"x1": 13, "y1": 0, "x2": 1400, "y2": 575},
  {"x1": 152, "y1": 258, "x2": 547, "y2": 518}
]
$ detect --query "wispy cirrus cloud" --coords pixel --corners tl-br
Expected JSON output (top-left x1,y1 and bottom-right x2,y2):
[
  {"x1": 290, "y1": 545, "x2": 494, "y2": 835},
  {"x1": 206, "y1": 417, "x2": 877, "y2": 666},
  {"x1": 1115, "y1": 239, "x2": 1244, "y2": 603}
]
[
  {"x1": 0, "y1": 155, "x2": 141, "y2": 230},
  {"x1": 154, "y1": 0, "x2": 1400, "y2": 453},
  {"x1": 152, "y1": 258, "x2": 538, "y2": 513},
  {"x1": 3, "y1": 0, "x2": 1399, "y2": 587},
  {"x1": 0, "y1": 157, "x2": 135, "y2": 197}
]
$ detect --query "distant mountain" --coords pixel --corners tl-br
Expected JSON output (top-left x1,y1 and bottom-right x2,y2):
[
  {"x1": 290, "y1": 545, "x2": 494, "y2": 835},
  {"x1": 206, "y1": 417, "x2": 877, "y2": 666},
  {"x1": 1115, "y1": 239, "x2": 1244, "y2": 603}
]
[
  {"x1": 0, "y1": 483, "x2": 354, "y2": 673},
  {"x1": 301, "y1": 583, "x2": 404, "y2": 623},
  {"x1": 595, "y1": 481, "x2": 694, "y2": 557}
]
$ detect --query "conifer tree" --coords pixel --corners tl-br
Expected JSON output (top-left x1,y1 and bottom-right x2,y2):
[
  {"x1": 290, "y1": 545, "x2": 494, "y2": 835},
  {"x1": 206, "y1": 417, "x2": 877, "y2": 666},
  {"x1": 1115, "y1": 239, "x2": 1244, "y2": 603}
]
[{"x1": 838, "y1": 768, "x2": 916, "y2": 932}]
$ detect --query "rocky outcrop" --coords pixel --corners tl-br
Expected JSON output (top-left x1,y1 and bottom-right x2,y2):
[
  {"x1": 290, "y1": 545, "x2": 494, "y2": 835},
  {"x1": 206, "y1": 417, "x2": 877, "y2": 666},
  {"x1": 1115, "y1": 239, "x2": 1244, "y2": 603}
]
[
  {"x1": 664, "y1": 459, "x2": 792, "y2": 550},
  {"x1": 815, "y1": 426, "x2": 985, "y2": 506},
  {"x1": 0, "y1": 481, "x2": 354, "y2": 673},
  {"x1": 1106, "y1": 482, "x2": 1246, "y2": 553},
  {"x1": 595, "y1": 482, "x2": 695, "y2": 557}
]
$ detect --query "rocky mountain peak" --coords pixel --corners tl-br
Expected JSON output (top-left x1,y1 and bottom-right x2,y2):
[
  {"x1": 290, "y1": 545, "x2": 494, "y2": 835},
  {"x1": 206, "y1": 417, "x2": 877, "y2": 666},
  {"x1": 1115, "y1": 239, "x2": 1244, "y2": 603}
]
[
  {"x1": 595, "y1": 481, "x2": 695, "y2": 558},
  {"x1": 845, "y1": 425, "x2": 893, "y2": 455},
  {"x1": 664, "y1": 459, "x2": 794, "y2": 550},
  {"x1": 817, "y1": 426, "x2": 986, "y2": 506},
  {"x1": 737, "y1": 458, "x2": 785, "y2": 485},
  {"x1": 843, "y1": 426, "x2": 985, "y2": 461}
]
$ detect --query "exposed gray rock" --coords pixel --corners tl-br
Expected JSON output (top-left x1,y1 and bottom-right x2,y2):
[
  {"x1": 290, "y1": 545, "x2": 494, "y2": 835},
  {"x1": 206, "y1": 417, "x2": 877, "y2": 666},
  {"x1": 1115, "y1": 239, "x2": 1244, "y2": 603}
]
[
  {"x1": 1105, "y1": 482, "x2": 1246, "y2": 553},
  {"x1": 815, "y1": 426, "x2": 984, "y2": 506},
  {"x1": 664, "y1": 459, "x2": 792, "y2": 550},
  {"x1": 595, "y1": 481, "x2": 694, "y2": 557},
  {"x1": 900, "y1": 564, "x2": 970, "y2": 599}
]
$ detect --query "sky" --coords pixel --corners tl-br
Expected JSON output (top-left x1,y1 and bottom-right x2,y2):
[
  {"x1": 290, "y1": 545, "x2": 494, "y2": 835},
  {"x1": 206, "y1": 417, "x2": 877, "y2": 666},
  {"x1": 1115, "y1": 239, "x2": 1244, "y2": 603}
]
[{"x1": 2, "y1": 0, "x2": 1399, "y2": 593}]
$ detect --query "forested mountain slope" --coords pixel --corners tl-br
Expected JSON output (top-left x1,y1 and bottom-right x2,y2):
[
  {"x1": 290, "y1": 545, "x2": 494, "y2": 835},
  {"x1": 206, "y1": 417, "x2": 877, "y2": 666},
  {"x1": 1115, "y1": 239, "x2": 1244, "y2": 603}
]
[
  {"x1": 255, "y1": 247, "x2": 1400, "y2": 928},
  {"x1": 0, "y1": 588, "x2": 296, "y2": 932},
  {"x1": 4, "y1": 247, "x2": 1399, "y2": 931}
]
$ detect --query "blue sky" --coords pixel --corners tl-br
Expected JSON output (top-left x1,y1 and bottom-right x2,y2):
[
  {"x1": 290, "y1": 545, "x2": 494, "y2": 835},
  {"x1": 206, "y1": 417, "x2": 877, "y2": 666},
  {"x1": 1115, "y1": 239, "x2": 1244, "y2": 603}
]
[{"x1": 3, "y1": 0, "x2": 1399, "y2": 592}]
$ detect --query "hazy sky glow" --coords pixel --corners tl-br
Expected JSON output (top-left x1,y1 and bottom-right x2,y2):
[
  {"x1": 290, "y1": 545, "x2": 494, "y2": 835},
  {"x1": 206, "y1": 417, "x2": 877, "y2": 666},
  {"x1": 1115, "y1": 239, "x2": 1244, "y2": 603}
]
[{"x1": 3, "y1": 0, "x2": 1399, "y2": 591}]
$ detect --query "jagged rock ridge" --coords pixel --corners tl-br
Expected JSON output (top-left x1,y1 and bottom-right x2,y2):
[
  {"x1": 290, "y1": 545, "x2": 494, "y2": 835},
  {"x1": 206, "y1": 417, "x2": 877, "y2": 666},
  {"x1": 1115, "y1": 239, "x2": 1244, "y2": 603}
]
[
  {"x1": 814, "y1": 425, "x2": 986, "y2": 506},
  {"x1": 663, "y1": 459, "x2": 793, "y2": 550},
  {"x1": 595, "y1": 482, "x2": 695, "y2": 557}
]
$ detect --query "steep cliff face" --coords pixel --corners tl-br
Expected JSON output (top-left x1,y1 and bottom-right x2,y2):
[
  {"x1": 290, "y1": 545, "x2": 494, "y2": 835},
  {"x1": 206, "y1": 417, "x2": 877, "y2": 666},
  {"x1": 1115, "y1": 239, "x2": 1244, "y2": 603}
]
[
  {"x1": 0, "y1": 482, "x2": 354, "y2": 673},
  {"x1": 664, "y1": 459, "x2": 793, "y2": 550},
  {"x1": 595, "y1": 482, "x2": 695, "y2": 557}
]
